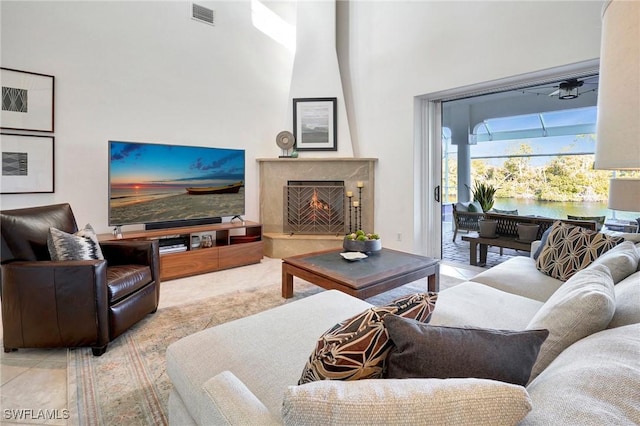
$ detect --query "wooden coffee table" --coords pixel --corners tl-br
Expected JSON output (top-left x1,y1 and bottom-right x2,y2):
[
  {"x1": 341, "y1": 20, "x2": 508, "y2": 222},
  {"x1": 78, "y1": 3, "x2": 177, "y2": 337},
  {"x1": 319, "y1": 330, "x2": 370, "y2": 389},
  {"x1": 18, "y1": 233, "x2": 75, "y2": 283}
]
[{"x1": 282, "y1": 248, "x2": 439, "y2": 299}]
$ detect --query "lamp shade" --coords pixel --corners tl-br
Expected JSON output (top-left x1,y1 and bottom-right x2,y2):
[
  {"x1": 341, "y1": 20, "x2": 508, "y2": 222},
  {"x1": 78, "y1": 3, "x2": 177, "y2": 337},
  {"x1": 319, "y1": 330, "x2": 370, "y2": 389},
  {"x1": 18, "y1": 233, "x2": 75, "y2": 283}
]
[
  {"x1": 594, "y1": 0, "x2": 640, "y2": 170},
  {"x1": 608, "y1": 178, "x2": 640, "y2": 212}
]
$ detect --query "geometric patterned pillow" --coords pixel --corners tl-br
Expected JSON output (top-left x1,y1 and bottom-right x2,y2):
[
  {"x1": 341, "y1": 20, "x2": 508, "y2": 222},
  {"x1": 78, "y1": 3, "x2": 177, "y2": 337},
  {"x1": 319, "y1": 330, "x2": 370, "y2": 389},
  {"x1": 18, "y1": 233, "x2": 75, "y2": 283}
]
[
  {"x1": 47, "y1": 223, "x2": 105, "y2": 261},
  {"x1": 535, "y1": 221, "x2": 623, "y2": 281},
  {"x1": 298, "y1": 292, "x2": 438, "y2": 385}
]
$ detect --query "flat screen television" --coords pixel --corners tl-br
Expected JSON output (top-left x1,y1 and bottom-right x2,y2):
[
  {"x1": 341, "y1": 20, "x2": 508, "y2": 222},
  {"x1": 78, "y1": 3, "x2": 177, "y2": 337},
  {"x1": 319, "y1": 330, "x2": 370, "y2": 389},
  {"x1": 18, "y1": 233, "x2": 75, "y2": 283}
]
[{"x1": 108, "y1": 140, "x2": 245, "y2": 228}]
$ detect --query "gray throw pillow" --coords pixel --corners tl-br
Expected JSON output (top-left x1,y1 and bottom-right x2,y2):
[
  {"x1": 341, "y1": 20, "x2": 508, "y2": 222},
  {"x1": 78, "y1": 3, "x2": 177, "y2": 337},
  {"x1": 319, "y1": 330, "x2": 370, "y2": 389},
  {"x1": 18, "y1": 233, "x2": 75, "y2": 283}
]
[
  {"x1": 384, "y1": 315, "x2": 548, "y2": 387},
  {"x1": 493, "y1": 208, "x2": 519, "y2": 215}
]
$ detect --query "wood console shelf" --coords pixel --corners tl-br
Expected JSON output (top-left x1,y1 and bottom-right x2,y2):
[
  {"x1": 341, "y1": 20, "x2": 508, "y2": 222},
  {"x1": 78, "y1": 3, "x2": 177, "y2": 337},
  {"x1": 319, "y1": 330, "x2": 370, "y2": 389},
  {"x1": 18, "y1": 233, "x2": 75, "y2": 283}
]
[{"x1": 98, "y1": 221, "x2": 263, "y2": 281}]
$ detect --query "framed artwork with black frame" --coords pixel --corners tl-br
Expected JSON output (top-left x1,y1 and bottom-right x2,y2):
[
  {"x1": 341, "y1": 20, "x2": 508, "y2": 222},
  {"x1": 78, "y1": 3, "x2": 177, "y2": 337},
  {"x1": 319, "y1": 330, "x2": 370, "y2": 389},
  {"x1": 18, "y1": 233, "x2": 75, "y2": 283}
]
[
  {"x1": 293, "y1": 97, "x2": 337, "y2": 151},
  {"x1": 1, "y1": 133, "x2": 54, "y2": 194},
  {"x1": 1, "y1": 68, "x2": 55, "y2": 132}
]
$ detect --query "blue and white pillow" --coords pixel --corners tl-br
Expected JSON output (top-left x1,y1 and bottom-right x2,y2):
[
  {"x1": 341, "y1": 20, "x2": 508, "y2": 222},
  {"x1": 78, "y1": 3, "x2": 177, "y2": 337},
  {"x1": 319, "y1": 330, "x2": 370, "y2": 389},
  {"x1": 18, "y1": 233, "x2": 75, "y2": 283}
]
[{"x1": 47, "y1": 224, "x2": 104, "y2": 261}]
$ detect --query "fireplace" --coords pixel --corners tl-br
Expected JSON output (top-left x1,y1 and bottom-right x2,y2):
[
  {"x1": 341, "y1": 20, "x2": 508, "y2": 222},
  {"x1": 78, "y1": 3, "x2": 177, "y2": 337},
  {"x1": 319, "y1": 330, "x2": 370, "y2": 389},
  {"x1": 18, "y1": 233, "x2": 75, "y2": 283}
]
[
  {"x1": 284, "y1": 180, "x2": 345, "y2": 234},
  {"x1": 258, "y1": 158, "x2": 377, "y2": 258}
]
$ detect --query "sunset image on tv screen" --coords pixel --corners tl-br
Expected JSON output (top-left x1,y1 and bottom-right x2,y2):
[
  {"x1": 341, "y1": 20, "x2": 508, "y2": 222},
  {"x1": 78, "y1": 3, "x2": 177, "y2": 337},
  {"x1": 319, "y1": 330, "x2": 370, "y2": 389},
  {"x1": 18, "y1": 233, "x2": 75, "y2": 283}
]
[{"x1": 108, "y1": 141, "x2": 245, "y2": 226}]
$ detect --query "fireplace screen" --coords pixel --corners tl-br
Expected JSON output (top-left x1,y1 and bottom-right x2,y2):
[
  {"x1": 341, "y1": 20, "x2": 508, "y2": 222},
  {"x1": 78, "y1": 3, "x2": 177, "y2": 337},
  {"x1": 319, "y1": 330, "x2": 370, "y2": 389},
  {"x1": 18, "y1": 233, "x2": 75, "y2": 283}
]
[{"x1": 284, "y1": 181, "x2": 345, "y2": 234}]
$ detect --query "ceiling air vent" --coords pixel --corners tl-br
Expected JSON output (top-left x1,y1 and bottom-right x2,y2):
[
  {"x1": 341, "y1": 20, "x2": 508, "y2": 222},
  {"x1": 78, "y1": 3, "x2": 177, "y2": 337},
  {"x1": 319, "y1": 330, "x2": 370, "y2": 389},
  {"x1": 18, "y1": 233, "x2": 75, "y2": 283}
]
[{"x1": 192, "y1": 3, "x2": 215, "y2": 26}]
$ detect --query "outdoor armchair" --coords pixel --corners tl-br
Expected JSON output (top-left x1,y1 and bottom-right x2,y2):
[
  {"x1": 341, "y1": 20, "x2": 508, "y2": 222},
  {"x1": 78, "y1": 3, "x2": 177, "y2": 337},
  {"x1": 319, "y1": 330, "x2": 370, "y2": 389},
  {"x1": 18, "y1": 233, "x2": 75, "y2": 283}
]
[{"x1": 452, "y1": 202, "x2": 485, "y2": 242}]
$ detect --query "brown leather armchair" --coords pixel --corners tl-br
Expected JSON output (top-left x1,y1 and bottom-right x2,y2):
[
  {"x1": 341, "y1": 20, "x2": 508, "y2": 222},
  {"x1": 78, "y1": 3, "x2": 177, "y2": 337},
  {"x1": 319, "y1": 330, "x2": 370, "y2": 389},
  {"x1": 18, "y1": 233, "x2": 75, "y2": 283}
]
[{"x1": 1, "y1": 203, "x2": 160, "y2": 356}]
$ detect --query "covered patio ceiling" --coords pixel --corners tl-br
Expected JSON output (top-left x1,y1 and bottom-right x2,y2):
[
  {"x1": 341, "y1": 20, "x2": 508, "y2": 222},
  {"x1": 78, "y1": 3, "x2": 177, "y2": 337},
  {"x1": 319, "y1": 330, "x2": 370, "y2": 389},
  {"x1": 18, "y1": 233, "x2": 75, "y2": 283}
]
[{"x1": 443, "y1": 74, "x2": 599, "y2": 143}]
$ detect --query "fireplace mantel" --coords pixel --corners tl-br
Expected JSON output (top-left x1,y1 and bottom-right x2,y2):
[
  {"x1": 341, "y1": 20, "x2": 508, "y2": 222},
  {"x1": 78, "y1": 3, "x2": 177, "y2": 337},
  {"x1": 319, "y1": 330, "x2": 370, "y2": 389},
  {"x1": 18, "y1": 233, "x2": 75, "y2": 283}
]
[{"x1": 257, "y1": 158, "x2": 377, "y2": 257}]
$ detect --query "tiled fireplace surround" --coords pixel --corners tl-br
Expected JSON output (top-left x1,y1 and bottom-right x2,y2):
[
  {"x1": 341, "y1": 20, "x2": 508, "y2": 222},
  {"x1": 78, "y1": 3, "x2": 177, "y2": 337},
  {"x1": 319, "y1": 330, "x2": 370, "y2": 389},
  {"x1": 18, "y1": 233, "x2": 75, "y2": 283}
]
[{"x1": 257, "y1": 158, "x2": 377, "y2": 258}]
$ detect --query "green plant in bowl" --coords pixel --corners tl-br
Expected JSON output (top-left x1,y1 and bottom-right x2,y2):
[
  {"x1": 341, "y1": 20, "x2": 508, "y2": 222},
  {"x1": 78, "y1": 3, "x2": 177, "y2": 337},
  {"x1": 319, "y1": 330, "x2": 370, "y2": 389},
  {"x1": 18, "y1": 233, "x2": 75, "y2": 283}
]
[{"x1": 344, "y1": 230, "x2": 382, "y2": 253}]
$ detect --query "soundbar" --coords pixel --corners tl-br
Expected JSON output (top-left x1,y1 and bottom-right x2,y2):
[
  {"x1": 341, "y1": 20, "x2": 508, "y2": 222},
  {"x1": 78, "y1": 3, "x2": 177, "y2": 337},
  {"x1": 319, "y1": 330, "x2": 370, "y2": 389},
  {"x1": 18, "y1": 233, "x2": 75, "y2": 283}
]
[{"x1": 145, "y1": 216, "x2": 222, "y2": 230}]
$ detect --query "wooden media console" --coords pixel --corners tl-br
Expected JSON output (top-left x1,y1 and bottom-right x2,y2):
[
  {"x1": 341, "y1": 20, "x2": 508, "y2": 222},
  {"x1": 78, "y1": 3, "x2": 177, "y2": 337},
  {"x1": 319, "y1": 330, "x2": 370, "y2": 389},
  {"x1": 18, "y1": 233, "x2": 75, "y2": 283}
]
[{"x1": 99, "y1": 221, "x2": 263, "y2": 280}]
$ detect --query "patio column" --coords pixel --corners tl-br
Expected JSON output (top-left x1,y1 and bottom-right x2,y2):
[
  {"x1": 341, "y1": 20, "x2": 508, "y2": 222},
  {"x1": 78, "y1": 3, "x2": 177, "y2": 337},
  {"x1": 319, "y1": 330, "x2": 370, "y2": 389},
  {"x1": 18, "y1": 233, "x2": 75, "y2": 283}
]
[{"x1": 449, "y1": 106, "x2": 472, "y2": 202}]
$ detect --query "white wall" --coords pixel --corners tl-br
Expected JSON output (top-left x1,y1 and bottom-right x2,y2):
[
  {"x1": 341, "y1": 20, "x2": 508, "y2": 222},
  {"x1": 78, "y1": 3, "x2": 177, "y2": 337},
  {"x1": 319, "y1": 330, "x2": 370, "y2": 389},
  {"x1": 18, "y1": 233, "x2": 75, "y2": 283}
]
[
  {"x1": 1, "y1": 0, "x2": 604, "y2": 253},
  {"x1": 338, "y1": 0, "x2": 603, "y2": 252},
  {"x1": 290, "y1": 0, "x2": 353, "y2": 156},
  {"x1": 0, "y1": 1, "x2": 296, "y2": 233}
]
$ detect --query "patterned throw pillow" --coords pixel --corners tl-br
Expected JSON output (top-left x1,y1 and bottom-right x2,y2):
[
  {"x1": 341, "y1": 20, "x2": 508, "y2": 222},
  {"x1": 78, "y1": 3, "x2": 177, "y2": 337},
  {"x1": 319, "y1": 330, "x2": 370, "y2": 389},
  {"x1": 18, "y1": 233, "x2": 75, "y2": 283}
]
[
  {"x1": 47, "y1": 223, "x2": 105, "y2": 261},
  {"x1": 535, "y1": 221, "x2": 623, "y2": 281},
  {"x1": 298, "y1": 292, "x2": 438, "y2": 384}
]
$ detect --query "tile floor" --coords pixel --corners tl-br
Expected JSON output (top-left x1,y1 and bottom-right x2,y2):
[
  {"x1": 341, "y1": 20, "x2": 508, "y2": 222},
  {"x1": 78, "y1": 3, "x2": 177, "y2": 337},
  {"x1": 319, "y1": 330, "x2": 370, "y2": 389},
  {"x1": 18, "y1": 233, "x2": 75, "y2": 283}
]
[
  {"x1": 0, "y1": 254, "x2": 490, "y2": 425},
  {"x1": 442, "y1": 221, "x2": 530, "y2": 268}
]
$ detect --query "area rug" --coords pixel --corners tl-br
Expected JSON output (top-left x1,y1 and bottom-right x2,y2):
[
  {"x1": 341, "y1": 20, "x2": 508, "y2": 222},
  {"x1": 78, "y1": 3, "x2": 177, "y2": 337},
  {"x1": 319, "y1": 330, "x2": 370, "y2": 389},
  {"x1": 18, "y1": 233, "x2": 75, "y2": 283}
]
[{"x1": 68, "y1": 275, "x2": 464, "y2": 425}]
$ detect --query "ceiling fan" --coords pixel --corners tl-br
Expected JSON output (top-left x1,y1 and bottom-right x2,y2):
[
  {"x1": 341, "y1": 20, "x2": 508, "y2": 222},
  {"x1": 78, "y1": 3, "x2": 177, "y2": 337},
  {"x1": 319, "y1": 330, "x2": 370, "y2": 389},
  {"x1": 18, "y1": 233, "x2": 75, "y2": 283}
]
[
  {"x1": 546, "y1": 78, "x2": 598, "y2": 100},
  {"x1": 520, "y1": 76, "x2": 598, "y2": 100}
]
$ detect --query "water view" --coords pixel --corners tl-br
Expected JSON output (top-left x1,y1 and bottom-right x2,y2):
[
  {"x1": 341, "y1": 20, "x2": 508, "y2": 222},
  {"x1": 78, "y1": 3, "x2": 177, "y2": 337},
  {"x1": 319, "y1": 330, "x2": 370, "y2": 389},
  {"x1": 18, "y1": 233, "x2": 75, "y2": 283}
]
[
  {"x1": 492, "y1": 198, "x2": 638, "y2": 222},
  {"x1": 443, "y1": 198, "x2": 638, "y2": 224}
]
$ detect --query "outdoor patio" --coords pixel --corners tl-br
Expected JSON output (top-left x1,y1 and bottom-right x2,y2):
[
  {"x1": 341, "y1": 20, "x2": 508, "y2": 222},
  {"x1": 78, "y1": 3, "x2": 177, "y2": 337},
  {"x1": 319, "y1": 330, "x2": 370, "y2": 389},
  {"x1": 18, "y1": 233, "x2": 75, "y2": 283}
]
[{"x1": 442, "y1": 220, "x2": 529, "y2": 269}]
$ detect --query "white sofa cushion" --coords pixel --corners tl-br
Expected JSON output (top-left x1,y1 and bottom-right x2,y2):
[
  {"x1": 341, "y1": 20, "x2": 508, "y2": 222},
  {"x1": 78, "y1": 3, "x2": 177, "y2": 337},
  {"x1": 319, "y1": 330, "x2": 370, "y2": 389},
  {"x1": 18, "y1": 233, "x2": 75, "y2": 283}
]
[
  {"x1": 526, "y1": 264, "x2": 615, "y2": 381},
  {"x1": 608, "y1": 271, "x2": 640, "y2": 329},
  {"x1": 283, "y1": 378, "x2": 532, "y2": 426},
  {"x1": 522, "y1": 324, "x2": 640, "y2": 425},
  {"x1": 590, "y1": 240, "x2": 640, "y2": 283},
  {"x1": 471, "y1": 257, "x2": 563, "y2": 302},
  {"x1": 166, "y1": 290, "x2": 373, "y2": 421},
  {"x1": 602, "y1": 229, "x2": 640, "y2": 243},
  {"x1": 430, "y1": 281, "x2": 543, "y2": 330},
  {"x1": 168, "y1": 390, "x2": 198, "y2": 426},
  {"x1": 199, "y1": 371, "x2": 280, "y2": 425}
]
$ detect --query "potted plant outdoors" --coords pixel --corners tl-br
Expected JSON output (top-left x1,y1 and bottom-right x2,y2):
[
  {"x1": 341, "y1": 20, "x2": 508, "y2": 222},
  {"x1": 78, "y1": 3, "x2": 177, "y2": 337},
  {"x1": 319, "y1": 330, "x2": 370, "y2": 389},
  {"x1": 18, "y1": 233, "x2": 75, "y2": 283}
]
[
  {"x1": 468, "y1": 180, "x2": 497, "y2": 212},
  {"x1": 466, "y1": 180, "x2": 498, "y2": 238}
]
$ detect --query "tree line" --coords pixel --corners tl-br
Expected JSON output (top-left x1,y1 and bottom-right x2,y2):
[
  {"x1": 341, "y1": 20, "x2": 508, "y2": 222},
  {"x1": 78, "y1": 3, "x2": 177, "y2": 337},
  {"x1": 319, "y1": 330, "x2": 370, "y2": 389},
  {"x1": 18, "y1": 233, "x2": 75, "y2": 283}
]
[{"x1": 445, "y1": 141, "x2": 640, "y2": 203}]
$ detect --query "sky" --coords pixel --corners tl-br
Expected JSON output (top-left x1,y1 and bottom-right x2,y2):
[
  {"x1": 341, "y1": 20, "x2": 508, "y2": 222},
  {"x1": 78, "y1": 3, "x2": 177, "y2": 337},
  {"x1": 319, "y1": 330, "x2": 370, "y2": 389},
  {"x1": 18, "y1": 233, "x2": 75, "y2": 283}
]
[
  {"x1": 109, "y1": 141, "x2": 245, "y2": 187},
  {"x1": 444, "y1": 106, "x2": 597, "y2": 167}
]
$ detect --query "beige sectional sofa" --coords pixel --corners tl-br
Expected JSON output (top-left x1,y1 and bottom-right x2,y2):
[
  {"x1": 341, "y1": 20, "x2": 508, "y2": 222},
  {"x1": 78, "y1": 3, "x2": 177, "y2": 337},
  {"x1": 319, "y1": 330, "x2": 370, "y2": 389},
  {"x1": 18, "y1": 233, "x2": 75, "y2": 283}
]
[{"x1": 166, "y1": 234, "x2": 640, "y2": 425}]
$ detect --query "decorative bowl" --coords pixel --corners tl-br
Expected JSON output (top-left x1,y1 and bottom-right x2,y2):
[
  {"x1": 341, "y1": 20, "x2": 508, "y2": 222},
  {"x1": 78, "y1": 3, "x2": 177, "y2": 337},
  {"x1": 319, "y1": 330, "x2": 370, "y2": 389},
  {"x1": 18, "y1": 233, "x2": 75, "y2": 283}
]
[{"x1": 343, "y1": 238, "x2": 382, "y2": 253}]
